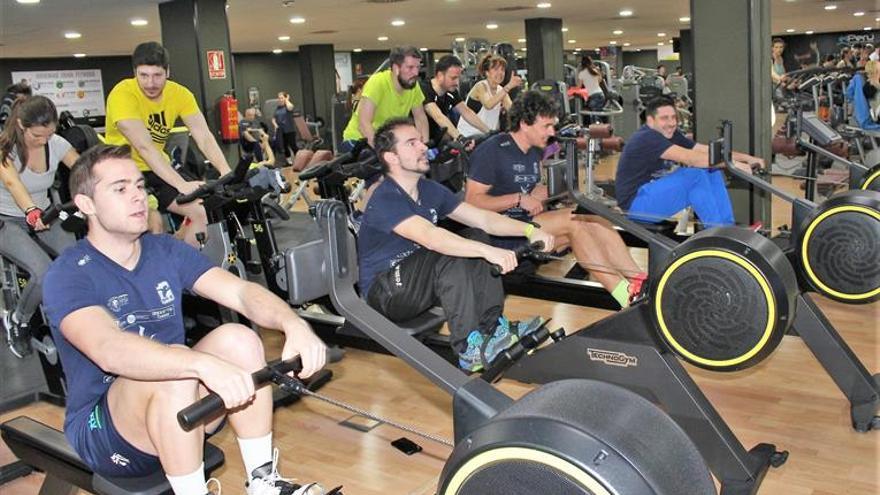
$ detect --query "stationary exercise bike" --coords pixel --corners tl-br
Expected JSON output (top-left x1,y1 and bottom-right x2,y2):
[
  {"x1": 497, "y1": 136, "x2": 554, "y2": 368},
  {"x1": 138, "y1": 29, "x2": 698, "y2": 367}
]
[{"x1": 180, "y1": 199, "x2": 719, "y2": 495}]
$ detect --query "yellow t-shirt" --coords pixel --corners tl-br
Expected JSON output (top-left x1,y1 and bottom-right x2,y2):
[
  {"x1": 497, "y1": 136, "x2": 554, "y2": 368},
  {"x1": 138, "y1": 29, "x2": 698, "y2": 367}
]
[
  {"x1": 342, "y1": 70, "x2": 425, "y2": 141},
  {"x1": 104, "y1": 78, "x2": 200, "y2": 171}
]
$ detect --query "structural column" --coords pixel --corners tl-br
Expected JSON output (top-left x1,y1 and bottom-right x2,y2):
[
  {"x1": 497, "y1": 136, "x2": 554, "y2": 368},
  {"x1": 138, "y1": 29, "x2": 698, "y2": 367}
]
[
  {"x1": 691, "y1": 0, "x2": 772, "y2": 225},
  {"x1": 525, "y1": 18, "x2": 564, "y2": 84},
  {"x1": 299, "y1": 44, "x2": 336, "y2": 142}
]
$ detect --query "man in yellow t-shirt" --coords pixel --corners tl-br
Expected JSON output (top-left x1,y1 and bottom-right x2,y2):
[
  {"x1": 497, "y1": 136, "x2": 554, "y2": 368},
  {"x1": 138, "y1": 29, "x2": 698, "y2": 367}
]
[
  {"x1": 341, "y1": 46, "x2": 429, "y2": 152},
  {"x1": 105, "y1": 41, "x2": 232, "y2": 246}
]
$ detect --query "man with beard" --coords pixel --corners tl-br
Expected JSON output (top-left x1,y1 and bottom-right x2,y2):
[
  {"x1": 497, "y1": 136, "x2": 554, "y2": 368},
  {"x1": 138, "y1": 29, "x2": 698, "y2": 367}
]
[
  {"x1": 357, "y1": 117, "x2": 554, "y2": 371},
  {"x1": 104, "y1": 42, "x2": 233, "y2": 247},
  {"x1": 465, "y1": 91, "x2": 647, "y2": 309},
  {"x1": 420, "y1": 55, "x2": 490, "y2": 144},
  {"x1": 341, "y1": 46, "x2": 429, "y2": 151}
]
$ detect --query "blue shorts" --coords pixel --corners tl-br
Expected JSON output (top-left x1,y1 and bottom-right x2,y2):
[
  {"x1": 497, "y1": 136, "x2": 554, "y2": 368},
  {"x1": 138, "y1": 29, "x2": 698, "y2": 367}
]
[{"x1": 70, "y1": 392, "x2": 161, "y2": 478}]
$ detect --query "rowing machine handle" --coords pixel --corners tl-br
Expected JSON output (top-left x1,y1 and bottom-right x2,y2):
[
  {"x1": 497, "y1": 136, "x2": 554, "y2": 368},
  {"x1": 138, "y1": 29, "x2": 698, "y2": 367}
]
[
  {"x1": 177, "y1": 358, "x2": 302, "y2": 431},
  {"x1": 490, "y1": 241, "x2": 545, "y2": 276}
]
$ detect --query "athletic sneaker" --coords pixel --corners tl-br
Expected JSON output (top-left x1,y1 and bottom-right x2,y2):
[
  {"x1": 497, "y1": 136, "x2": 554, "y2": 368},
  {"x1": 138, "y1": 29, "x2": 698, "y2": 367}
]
[
  {"x1": 246, "y1": 448, "x2": 329, "y2": 495},
  {"x1": 2, "y1": 310, "x2": 32, "y2": 359},
  {"x1": 205, "y1": 477, "x2": 222, "y2": 495},
  {"x1": 458, "y1": 320, "x2": 520, "y2": 372}
]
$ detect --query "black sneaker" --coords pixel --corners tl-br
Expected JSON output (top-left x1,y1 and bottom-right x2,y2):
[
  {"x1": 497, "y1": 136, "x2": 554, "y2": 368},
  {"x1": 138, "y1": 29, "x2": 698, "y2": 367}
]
[{"x1": 3, "y1": 311, "x2": 32, "y2": 358}]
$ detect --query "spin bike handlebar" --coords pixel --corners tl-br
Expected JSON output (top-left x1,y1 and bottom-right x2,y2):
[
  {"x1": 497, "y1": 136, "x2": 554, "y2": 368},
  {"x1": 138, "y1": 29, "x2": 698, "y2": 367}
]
[
  {"x1": 175, "y1": 154, "x2": 255, "y2": 205},
  {"x1": 178, "y1": 358, "x2": 303, "y2": 431},
  {"x1": 175, "y1": 173, "x2": 238, "y2": 205},
  {"x1": 490, "y1": 241, "x2": 545, "y2": 276},
  {"x1": 40, "y1": 201, "x2": 78, "y2": 225}
]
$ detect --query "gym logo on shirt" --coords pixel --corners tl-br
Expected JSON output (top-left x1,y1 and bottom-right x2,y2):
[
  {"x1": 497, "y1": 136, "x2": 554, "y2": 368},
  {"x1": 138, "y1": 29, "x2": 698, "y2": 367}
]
[
  {"x1": 77, "y1": 254, "x2": 91, "y2": 266},
  {"x1": 88, "y1": 403, "x2": 104, "y2": 431},
  {"x1": 156, "y1": 281, "x2": 174, "y2": 305},
  {"x1": 110, "y1": 453, "x2": 130, "y2": 467},
  {"x1": 107, "y1": 294, "x2": 129, "y2": 312}
]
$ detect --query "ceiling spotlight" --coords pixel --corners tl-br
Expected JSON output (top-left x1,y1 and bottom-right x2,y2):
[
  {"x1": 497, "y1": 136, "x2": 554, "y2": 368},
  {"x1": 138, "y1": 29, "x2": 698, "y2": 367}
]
[
  {"x1": 609, "y1": 41, "x2": 618, "y2": 45},
  {"x1": 679, "y1": 17, "x2": 690, "y2": 22},
  {"x1": 486, "y1": 23, "x2": 498, "y2": 29},
  {"x1": 419, "y1": 47, "x2": 428, "y2": 51},
  {"x1": 73, "y1": 53, "x2": 86, "y2": 58},
  {"x1": 278, "y1": 35, "x2": 290, "y2": 41},
  {"x1": 561, "y1": 27, "x2": 569, "y2": 32},
  {"x1": 785, "y1": 28, "x2": 795, "y2": 33},
  {"x1": 657, "y1": 42, "x2": 664, "y2": 46},
  {"x1": 272, "y1": 48, "x2": 282, "y2": 54},
  {"x1": 537, "y1": 2, "x2": 552, "y2": 8},
  {"x1": 64, "y1": 31, "x2": 82, "y2": 39},
  {"x1": 657, "y1": 32, "x2": 666, "y2": 37},
  {"x1": 853, "y1": 12, "x2": 865, "y2": 17},
  {"x1": 823, "y1": 5, "x2": 836, "y2": 10},
  {"x1": 613, "y1": 29, "x2": 623, "y2": 35},
  {"x1": 567, "y1": 39, "x2": 576, "y2": 43},
  {"x1": 864, "y1": 27, "x2": 873, "y2": 31},
  {"x1": 623, "y1": 42, "x2": 631, "y2": 47},
  {"x1": 455, "y1": 37, "x2": 466, "y2": 42},
  {"x1": 289, "y1": 16, "x2": 305, "y2": 23},
  {"x1": 130, "y1": 19, "x2": 148, "y2": 27},
  {"x1": 353, "y1": 48, "x2": 363, "y2": 52},
  {"x1": 521, "y1": 47, "x2": 527, "y2": 51},
  {"x1": 805, "y1": 30, "x2": 814, "y2": 34},
  {"x1": 517, "y1": 38, "x2": 526, "y2": 43},
  {"x1": 391, "y1": 19, "x2": 405, "y2": 26},
  {"x1": 619, "y1": 9, "x2": 633, "y2": 17},
  {"x1": 377, "y1": 35, "x2": 389, "y2": 41},
  {"x1": 16, "y1": 0, "x2": 41, "y2": 4}
]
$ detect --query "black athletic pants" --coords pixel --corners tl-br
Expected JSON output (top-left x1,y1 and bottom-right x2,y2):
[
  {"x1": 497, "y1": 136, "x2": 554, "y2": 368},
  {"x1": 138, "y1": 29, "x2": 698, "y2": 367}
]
[
  {"x1": 280, "y1": 131, "x2": 299, "y2": 158},
  {"x1": 365, "y1": 229, "x2": 504, "y2": 354}
]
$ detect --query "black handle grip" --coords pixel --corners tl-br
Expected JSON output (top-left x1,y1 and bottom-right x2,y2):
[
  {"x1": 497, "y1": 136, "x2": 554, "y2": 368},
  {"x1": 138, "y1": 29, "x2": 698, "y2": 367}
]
[
  {"x1": 299, "y1": 152, "x2": 354, "y2": 181},
  {"x1": 40, "y1": 201, "x2": 76, "y2": 225},
  {"x1": 175, "y1": 173, "x2": 237, "y2": 205},
  {"x1": 490, "y1": 241, "x2": 545, "y2": 276},
  {"x1": 177, "y1": 358, "x2": 302, "y2": 431},
  {"x1": 263, "y1": 197, "x2": 290, "y2": 221}
]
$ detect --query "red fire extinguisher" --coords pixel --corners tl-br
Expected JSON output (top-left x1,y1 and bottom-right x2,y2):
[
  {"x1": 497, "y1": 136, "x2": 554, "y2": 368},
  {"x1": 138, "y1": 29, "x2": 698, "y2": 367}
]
[{"x1": 218, "y1": 91, "x2": 239, "y2": 143}]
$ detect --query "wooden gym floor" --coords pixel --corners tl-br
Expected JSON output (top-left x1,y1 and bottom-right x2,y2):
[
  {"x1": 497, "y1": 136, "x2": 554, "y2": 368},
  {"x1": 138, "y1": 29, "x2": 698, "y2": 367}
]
[{"x1": 1, "y1": 158, "x2": 877, "y2": 494}]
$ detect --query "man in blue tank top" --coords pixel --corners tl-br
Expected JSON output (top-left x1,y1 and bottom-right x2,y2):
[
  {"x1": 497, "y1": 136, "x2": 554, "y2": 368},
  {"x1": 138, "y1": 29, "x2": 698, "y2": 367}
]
[{"x1": 43, "y1": 145, "x2": 330, "y2": 495}]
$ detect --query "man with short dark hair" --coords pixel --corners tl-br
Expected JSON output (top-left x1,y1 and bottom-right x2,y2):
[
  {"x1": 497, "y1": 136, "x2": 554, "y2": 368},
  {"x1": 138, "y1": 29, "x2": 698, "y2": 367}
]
[
  {"x1": 420, "y1": 55, "x2": 490, "y2": 143},
  {"x1": 358, "y1": 117, "x2": 554, "y2": 372},
  {"x1": 466, "y1": 91, "x2": 645, "y2": 309},
  {"x1": 104, "y1": 41, "x2": 233, "y2": 247},
  {"x1": 615, "y1": 95, "x2": 763, "y2": 228},
  {"x1": 44, "y1": 144, "x2": 329, "y2": 495},
  {"x1": 341, "y1": 46, "x2": 429, "y2": 150}
]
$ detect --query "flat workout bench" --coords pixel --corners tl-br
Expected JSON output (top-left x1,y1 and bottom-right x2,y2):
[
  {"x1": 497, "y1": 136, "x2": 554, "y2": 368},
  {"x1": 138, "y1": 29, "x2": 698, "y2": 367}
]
[{"x1": 1, "y1": 416, "x2": 224, "y2": 495}]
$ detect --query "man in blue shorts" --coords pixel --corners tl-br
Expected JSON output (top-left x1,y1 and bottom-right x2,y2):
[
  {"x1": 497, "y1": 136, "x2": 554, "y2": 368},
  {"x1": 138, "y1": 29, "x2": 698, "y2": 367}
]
[
  {"x1": 615, "y1": 95, "x2": 764, "y2": 227},
  {"x1": 357, "y1": 118, "x2": 555, "y2": 372},
  {"x1": 466, "y1": 91, "x2": 646, "y2": 308},
  {"x1": 43, "y1": 145, "x2": 330, "y2": 495}
]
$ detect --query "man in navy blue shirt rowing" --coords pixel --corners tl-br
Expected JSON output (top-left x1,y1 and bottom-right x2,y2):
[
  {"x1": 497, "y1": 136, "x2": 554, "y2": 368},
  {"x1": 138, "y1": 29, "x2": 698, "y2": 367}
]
[
  {"x1": 615, "y1": 95, "x2": 764, "y2": 228},
  {"x1": 466, "y1": 91, "x2": 646, "y2": 309},
  {"x1": 357, "y1": 117, "x2": 555, "y2": 372},
  {"x1": 43, "y1": 145, "x2": 329, "y2": 495}
]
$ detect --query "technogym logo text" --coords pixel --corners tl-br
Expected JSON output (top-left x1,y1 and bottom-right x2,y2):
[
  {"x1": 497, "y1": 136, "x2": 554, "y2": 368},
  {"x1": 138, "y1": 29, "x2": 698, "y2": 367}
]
[{"x1": 587, "y1": 348, "x2": 638, "y2": 367}]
